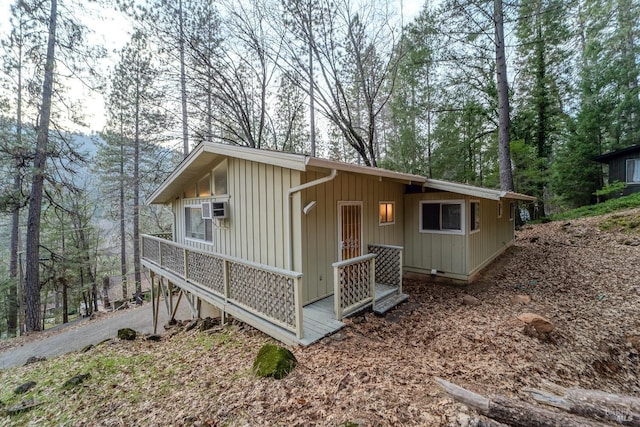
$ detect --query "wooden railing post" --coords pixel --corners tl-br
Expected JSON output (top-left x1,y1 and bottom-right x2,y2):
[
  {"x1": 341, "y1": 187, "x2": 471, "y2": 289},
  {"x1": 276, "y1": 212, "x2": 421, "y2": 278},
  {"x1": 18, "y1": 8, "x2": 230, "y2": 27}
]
[
  {"x1": 294, "y1": 277, "x2": 303, "y2": 339},
  {"x1": 334, "y1": 265, "x2": 341, "y2": 320},
  {"x1": 223, "y1": 259, "x2": 230, "y2": 303},
  {"x1": 398, "y1": 249, "x2": 403, "y2": 294},
  {"x1": 183, "y1": 248, "x2": 189, "y2": 280},
  {"x1": 370, "y1": 257, "x2": 376, "y2": 305}
]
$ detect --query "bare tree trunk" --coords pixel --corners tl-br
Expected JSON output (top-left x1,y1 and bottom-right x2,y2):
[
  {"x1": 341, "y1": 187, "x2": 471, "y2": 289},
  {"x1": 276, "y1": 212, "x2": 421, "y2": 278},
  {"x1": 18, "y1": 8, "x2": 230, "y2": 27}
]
[
  {"x1": 494, "y1": 0, "x2": 514, "y2": 191},
  {"x1": 179, "y1": 0, "x2": 189, "y2": 157},
  {"x1": 436, "y1": 378, "x2": 608, "y2": 427},
  {"x1": 82, "y1": 292, "x2": 89, "y2": 317},
  {"x1": 206, "y1": 74, "x2": 213, "y2": 141},
  {"x1": 61, "y1": 277, "x2": 68, "y2": 323},
  {"x1": 102, "y1": 276, "x2": 110, "y2": 309},
  {"x1": 25, "y1": 0, "x2": 57, "y2": 332},
  {"x1": 8, "y1": 18, "x2": 25, "y2": 336},
  {"x1": 307, "y1": 0, "x2": 316, "y2": 157},
  {"x1": 76, "y1": 225, "x2": 98, "y2": 312},
  {"x1": 119, "y1": 135, "x2": 127, "y2": 301},
  {"x1": 8, "y1": 190, "x2": 20, "y2": 335},
  {"x1": 133, "y1": 85, "x2": 142, "y2": 304}
]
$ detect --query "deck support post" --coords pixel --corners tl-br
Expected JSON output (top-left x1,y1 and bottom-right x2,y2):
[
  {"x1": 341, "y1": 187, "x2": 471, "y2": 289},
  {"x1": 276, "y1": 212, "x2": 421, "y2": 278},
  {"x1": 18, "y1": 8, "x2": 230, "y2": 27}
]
[
  {"x1": 150, "y1": 271, "x2": 157, "y2": 334},
  {"x1": 168, "y1": 281, "x2": 174, "y2": 317},
  {"x1": 183, "y1": 291, "x2": 198, "y2": 318},
  {"x1": 161, "y1": 278, "x2": 171, "y2": 316},
  {"x1": 171, "y1": 289, "x2": 183, "y2": 320}
]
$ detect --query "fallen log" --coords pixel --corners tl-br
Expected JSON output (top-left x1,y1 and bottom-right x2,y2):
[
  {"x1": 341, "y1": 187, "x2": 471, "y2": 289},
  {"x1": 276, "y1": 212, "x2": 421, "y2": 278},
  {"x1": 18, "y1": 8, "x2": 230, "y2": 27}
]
[
  {"x1": 435, "y1": 377, "x2": 609, "y2": 427},
  {"x1": 525, "y1": 382, "x2": 640, "y2": 426}
]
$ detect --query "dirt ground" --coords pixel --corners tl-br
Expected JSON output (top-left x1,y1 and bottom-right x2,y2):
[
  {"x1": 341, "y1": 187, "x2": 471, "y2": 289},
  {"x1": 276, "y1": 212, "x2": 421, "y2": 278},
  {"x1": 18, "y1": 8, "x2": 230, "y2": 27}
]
[
  {"x1": 177, "y1": 209, "x2": 640, "y2": 426},
  {"x1": 2, "y1": 209, "x2": 640, "y2": 426}
]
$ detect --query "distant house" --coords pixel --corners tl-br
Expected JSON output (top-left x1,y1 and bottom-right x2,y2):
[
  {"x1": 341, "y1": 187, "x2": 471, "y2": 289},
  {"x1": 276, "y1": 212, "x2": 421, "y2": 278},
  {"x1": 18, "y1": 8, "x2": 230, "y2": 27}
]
[
  {"x1": 141, "y1": 142, "x2": 534, "y2": 345},
  {"x1": 594, "y1": 144, "x2": 640, "y2": 196}
]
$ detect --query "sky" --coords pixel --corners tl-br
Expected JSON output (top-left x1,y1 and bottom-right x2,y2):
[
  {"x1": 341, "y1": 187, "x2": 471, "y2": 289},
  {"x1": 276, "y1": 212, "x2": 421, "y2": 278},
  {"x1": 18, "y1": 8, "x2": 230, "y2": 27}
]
[{"x1": 0, "y1": 0, "x2": 427, "y2": 134}]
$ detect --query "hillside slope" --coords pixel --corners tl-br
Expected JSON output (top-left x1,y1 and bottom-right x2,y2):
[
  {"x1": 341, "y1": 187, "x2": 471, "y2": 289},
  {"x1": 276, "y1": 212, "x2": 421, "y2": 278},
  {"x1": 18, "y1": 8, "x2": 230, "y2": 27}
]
[{"x1": 2, "y1": 208, "x2": 639, "y2": 426}]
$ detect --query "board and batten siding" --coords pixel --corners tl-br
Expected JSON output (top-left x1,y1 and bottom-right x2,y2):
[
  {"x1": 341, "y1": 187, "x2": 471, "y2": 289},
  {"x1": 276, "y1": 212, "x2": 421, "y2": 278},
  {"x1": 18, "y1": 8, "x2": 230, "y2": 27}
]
[
  {"x1": 173, "y1": 157, "x2": 301, "y2": 271},
  {"x1": 403, "y1": 192, "x2": 467, "y2": 279},
  {"x1": 300, "y1": 171, "x2": 405, "y2": 304},
  {"x1": 607, "y1": 152, "x2": 640, "y2": 195},
  {"x1": 404, "y1": 193, "x2": 516, "y2": 281},
  {"x1": 467, "y1": 198, "x2": 515, "y2": 277}
]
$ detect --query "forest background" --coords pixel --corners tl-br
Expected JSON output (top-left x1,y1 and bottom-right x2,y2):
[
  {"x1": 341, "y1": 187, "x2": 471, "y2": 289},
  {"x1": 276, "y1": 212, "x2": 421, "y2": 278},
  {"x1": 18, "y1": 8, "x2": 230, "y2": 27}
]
[{"x1": 0, "y1": 0, "x2": 638, "y2": 336}]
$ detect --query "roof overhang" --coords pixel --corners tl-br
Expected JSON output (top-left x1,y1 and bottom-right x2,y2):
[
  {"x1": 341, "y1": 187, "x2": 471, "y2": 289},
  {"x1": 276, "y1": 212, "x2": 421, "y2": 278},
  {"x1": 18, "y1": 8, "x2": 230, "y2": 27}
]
[
  {"x1": 593, "y1": 144, "x2": 640, "y2": 163},
  {"x1": 147, "y1": 142, "x2": 427, "y2": 204},
  {"x1": 147, "y1": 142, "x2": 534, "y2": 205},
  {"x1": 424, "y1": 179, "x2": 536, "y2": 202},
  {"x1": 146, "y1": 142, "x2": 309, "y2": 204},
  {"x1": 306, "y1": 157, "x2": 426, "y2": 185}
]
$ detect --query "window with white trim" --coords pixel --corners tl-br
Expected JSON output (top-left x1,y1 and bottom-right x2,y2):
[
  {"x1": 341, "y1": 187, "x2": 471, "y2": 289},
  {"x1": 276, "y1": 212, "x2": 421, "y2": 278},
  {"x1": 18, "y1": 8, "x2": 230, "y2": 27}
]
[
  {"x1": 470, "y1": 201, "x2": 481, "y2": 232},
  {"x1": 497, "y1": 201, "x2": 503, "y2": 218},
  {"x1": 627, "y1": 158, "x2": 640, "y2": 183},
  {"x1": 379, "y1": 201, "x2": 395, "y2": 225},
  {"x1": 185, "y1": 206, "x2": 213, "y2": 242},
  {"x1": 420, "y1": 201, "x2": 464, "y2": 234}
]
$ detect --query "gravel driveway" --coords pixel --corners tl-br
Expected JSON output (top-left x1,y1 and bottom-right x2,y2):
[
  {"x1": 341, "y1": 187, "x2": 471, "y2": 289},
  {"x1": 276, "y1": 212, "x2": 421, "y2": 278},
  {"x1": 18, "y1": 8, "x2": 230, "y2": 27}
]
[{"x1": 0, "y1": 302, "x2": 193, "y2": 369}]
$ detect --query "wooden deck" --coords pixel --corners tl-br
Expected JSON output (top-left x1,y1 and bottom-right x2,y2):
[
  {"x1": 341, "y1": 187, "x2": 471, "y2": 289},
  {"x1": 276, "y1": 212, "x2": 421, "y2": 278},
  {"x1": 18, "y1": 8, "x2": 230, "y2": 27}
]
[
  {"x1": 145, "y1": 258, "x2": 402, "y2": 346},
  {"x1": 143, "y1": 235, "x2": 406, "y2": 346},
  {"x1": 296, "y1": 283, "x2": 397, "y2": 345},
  {"x1": 300, "y1": 296, "x2": 345, "y2": 345}
]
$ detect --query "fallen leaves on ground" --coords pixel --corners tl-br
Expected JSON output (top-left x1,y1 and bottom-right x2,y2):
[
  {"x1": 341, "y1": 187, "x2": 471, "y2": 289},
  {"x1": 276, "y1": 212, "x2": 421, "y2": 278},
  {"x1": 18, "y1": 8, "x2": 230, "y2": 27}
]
[{"x1": 2, "y1": 208, "x2": 640, "y2": 426}]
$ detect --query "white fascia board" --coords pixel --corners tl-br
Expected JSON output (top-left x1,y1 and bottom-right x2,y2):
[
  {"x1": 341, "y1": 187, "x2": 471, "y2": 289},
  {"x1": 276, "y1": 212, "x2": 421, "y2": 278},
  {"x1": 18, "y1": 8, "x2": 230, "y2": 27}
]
[
  {"x1": 146, "y1": 143, "x2": 208, "y2": 205},
  {"x1": 425, "y1": 179, "x2": 536, "y2": 202},
  {"x1": 499, "y1": 191, "x2": 537, "y2": 202},
  {"x1": 202, "y1": 142, "x2": 307, "y2": 171},
  {"x1": 306, "y1": 157, "x2": 426, "y2": 184}
]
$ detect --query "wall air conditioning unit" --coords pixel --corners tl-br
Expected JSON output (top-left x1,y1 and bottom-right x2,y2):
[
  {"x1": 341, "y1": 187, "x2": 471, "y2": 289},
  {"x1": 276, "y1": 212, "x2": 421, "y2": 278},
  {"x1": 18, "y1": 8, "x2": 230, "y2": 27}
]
[
  {"x1": 201, "y1": 202, "x2": 212, "y2": 219},
  {"x1": 212, "y1": 201, "x2": 228, "y2": 219}
]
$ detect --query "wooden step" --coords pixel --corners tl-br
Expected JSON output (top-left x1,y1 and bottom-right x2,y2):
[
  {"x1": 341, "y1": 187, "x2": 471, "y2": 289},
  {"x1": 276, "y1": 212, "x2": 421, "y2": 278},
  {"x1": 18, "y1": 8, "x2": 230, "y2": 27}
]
[{"x1": 373, "y1": 292, "x2": 408, "y2": 314}]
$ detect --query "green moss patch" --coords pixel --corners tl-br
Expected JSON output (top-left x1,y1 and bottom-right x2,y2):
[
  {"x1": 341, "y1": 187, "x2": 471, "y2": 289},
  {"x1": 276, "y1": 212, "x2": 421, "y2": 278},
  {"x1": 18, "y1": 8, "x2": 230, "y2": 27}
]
[
  {"x1": 252, "y1": 344, "x2": 297, "y2": 380},
  {"x1": 599, "y1": 213, "x2": 640, "y2": 233}
]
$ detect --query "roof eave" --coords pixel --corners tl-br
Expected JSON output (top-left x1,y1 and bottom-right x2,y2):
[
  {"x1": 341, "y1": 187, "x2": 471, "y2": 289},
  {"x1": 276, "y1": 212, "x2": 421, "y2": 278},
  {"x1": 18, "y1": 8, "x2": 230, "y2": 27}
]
[
  {"x1": 146, "y1": 143, "x2": 207, "y2": 205},
  {"x1": 424, "y1": 179, "x2": 536, "y2": 201},
  {"x1": 499, "y1": 191, "x2": 537, "y2": 202},
  {"x1": 146, "y1": 142, "x2": 309, "y2": 205},
  {"x1": 305, "y1": 157, "x2": 426, "y2": 184}
]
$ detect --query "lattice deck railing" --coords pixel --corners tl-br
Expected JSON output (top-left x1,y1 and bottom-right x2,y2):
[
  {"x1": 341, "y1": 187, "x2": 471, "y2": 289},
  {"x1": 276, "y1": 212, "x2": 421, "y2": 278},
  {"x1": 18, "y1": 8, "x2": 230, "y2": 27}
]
[
  {"x1": 332, "y1": 254, "x2": 376, "y2": 319},
  {"x1": 368, "y1": 244, "x2": 403, "y2": 293},
  {"x1": 141, "y1": 234, "x2": 303, "y2": 338}
]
